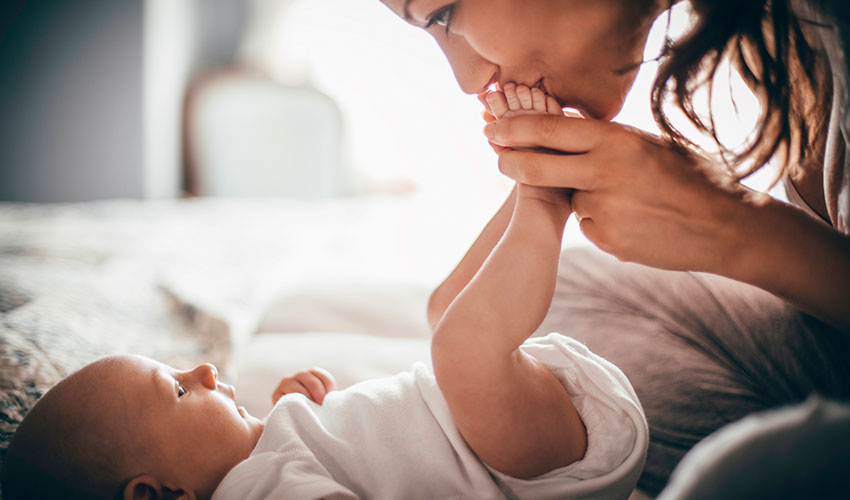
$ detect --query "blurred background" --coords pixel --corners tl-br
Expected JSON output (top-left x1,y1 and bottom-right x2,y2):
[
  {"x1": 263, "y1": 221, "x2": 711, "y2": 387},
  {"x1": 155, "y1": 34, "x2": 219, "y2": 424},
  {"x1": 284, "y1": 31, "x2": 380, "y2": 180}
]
[
  {"x1": 0, "y1": 0, "x2": 773, "y2": 206},
  {"x1": 0, "y1": 0, "x2": 790, "y2": 440}
]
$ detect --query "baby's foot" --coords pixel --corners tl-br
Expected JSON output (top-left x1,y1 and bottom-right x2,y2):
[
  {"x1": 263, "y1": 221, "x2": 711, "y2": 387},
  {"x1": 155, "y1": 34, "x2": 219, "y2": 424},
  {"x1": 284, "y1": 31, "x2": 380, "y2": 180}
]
[{"x1": 485, "y1": 82, "x2": 562, "y2": 120}]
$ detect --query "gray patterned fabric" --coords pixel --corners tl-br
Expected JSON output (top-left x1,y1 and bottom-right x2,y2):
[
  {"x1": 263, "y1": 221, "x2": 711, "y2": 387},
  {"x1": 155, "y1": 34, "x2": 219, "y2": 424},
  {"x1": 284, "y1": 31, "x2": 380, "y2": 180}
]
[
  {"x1": 0, "y1": 201, "x2": 259, "y2": 476},
  {"x1": 538, "y1": 248, "x2": 850, "y2": 496}
]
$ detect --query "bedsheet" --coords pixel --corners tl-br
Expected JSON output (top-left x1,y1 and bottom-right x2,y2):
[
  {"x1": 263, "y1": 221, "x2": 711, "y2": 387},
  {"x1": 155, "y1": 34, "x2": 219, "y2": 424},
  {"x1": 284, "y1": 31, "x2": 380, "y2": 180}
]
[{"x1": 0, "y1": 194, "x2": 516, "y2": 473}]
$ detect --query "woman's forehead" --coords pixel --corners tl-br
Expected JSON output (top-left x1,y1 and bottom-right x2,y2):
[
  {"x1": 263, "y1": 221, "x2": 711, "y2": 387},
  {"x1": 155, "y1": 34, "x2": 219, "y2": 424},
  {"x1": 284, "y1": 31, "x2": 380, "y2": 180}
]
[
  {"x1": 379, "y1": 0, "x2": 408, "y2": 18},
  {"x1": 380, "y1": 0, "x2": 428, "y2": 20}
]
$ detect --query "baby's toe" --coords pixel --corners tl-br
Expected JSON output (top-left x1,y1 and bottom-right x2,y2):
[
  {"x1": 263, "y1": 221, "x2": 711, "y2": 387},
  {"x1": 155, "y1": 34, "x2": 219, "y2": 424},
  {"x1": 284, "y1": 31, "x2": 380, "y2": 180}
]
[
  {"x1": 486, "y1": 91, "x2": 510, "y2": 119},
  {"x1": 516, "y1": 85, "x2": 533, "y2": 110},
  {"x1": 531, "y1": 87, "x2": 548, "y2": 113},
  {"x1": 503, "y1": 82, "x2": 522, "y2": 111},
  {"x1": 546, "y1": 95, "x2": 563, "y2": 115}
]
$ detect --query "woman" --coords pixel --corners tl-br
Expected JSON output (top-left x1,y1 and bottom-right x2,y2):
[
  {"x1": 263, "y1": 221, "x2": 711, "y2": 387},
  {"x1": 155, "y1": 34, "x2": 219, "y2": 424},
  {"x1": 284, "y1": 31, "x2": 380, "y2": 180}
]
[{"x1": 381, "y1": 0, "x2": 849, "y2": 496}]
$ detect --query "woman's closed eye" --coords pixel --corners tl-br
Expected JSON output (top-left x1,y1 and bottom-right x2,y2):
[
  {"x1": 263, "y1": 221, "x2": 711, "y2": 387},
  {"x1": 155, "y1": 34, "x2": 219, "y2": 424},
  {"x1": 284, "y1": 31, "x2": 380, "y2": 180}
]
[{"x1": 425, "y1": 4, "x2": 455, "y2": 34}]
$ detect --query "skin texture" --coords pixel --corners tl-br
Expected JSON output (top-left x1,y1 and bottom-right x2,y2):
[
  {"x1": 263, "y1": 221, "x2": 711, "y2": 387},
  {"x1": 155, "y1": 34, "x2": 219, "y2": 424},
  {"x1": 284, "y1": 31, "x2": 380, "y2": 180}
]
[
  {"x1": 427, "y1": 85, "x2": 587, "y2": 479},
  {"x1": 4, "y1": 355, "x2": 265, "y2": 500},
  {"x1": 382, "y1": 0, "x2": 663, "y2": 119},
  {"x1": 120, "y1": 356, "x2": 265, "y2": 499},
  {"x1": 299, "y1": 86, "x2": 584, "y2": 479},
  {"x1": 381, "y1": 0, "x2": 850, "y2": 329},
  {"x1": 272, "y1": 367, "x2": 336, "y2": 405}
]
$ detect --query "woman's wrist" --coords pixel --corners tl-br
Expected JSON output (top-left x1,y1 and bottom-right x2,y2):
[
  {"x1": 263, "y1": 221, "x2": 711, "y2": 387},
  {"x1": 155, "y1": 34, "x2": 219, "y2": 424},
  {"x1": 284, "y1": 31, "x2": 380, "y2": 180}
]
[
  {"x1": 713, "y1": 191, "x2": 780, "y2": 282},
  {"x1": 717, "y1": 192, "x2": 850, "y2": 328}
]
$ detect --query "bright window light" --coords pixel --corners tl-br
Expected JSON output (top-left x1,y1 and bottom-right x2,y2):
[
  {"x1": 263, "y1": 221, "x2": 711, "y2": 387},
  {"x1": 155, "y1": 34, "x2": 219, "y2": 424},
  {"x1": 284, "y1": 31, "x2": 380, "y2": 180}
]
[{"x1": 239, "y1": 0, "x2": 778, "y2": 201}]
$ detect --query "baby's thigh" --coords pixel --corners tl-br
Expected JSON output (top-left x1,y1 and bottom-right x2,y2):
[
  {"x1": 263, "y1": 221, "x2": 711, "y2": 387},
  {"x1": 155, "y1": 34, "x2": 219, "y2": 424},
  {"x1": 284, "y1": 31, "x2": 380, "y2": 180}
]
[{"x1": 536, "y1": 247, "x2": 850, "y2": 495}]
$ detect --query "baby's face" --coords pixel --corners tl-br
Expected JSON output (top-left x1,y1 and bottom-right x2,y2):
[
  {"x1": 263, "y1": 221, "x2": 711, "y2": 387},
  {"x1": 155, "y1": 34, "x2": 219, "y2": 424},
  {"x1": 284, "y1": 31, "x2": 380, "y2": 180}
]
[{"x1": 108, "y1": 355, "x2": 264, "y2": 496}]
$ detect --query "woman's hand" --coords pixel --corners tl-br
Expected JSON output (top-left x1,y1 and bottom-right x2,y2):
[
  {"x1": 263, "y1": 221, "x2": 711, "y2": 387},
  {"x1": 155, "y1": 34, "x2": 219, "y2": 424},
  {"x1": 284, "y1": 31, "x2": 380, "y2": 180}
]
[
  {"x1": 484, "y1": 113, "x2": 758, "y2": 275},
  {"x1": 272, "y1": 367, "x2": 336, "y2": 405}
]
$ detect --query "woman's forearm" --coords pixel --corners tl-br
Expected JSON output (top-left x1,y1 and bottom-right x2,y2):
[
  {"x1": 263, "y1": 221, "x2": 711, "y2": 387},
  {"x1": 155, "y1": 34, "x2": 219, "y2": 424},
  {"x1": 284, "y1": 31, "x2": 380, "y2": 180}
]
[
  {"x1": 427, "y1": 185, "x2": 517, "y2": 330},
  {"x1": 725, "y1": 197, "x2": 850, "y2": 330}
]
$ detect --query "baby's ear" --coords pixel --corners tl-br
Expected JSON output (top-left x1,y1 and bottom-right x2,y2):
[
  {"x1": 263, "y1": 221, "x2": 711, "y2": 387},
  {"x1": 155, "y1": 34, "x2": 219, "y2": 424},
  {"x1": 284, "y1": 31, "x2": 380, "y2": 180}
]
[{"x1": 123, "y1": 475, "x2": 197, "y2": 500}]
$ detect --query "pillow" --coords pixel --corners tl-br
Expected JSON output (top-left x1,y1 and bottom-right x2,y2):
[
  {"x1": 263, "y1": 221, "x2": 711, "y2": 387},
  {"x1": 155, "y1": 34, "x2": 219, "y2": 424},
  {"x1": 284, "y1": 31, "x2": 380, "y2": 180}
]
[
  {"x1": 235, "y1": 332, "x2": 432, "y2": 417},
  {"x1": 257, "y1": 279, "x2": 432, "y2": 339}
]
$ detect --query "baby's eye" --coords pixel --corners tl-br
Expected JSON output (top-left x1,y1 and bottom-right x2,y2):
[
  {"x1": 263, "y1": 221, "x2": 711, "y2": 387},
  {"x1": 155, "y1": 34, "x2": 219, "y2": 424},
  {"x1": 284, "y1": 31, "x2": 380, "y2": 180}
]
[
  {"x1": 177, "y1": 384, "x2": 186, "y2": 398},
  {"x1": 425, "y1": 4, "x2": 455, "y2": 33}
]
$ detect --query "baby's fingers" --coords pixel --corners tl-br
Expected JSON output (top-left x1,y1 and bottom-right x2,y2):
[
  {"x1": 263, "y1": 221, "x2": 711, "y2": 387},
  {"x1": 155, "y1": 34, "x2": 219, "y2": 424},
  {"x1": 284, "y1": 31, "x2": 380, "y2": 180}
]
[
  {"x1": 272, "y1": 378, "x2": 310, "y2": 405},
  {"x1": 272, "y1": 368, "x2": 336, "y2": 405},
  {"x1": 307, "y1": 367, "x2": 337, "y2": 394}
]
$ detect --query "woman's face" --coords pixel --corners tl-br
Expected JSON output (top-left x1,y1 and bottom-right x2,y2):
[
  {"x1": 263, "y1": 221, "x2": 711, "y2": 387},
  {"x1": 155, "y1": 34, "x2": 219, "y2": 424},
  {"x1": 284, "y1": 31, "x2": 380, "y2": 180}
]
[{"x1": 381, "y1": 0, "x2": 663, "y2": 120}]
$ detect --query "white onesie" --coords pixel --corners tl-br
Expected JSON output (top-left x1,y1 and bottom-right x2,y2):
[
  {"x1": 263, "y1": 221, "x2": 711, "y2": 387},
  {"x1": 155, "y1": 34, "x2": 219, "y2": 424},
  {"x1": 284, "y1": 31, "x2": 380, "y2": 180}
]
[{"x1": 212, "y1": 333, "x2": 648, "y2": 500}]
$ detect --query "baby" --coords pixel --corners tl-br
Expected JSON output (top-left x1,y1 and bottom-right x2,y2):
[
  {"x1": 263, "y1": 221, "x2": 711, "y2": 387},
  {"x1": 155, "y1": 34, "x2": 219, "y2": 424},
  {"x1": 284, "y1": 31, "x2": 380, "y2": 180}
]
[{"x1": 1, "y1": 84, "x2": 647, "y2": 500}]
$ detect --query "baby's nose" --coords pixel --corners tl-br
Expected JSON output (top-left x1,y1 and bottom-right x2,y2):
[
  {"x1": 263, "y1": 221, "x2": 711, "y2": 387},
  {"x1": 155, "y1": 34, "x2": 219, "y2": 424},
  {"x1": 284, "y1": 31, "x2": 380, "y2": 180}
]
[{"x1": 195, "y1": 363, "x2": 218, "y2": 390}]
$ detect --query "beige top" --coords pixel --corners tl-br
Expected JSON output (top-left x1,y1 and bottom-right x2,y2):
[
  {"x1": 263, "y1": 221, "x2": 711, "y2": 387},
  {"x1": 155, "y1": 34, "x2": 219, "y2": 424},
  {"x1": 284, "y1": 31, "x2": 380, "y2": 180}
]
[{"x1": 792, "y1": 0, "x2": 850, "y2": 235}]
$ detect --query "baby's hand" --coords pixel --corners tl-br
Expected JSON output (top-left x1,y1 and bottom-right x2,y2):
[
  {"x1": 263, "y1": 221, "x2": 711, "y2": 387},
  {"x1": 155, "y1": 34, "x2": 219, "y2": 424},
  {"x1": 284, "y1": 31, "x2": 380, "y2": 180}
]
[{"x1": 272, "y1": 367, "x2": 336, "y2": 405}]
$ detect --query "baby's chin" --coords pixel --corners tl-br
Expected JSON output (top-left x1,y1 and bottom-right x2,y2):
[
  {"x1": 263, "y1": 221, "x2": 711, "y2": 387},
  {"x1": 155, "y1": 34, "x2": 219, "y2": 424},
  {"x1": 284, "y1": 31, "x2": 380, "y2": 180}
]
[{"x1": 245, "y1": 412, "x2": 266, "y2": 442}]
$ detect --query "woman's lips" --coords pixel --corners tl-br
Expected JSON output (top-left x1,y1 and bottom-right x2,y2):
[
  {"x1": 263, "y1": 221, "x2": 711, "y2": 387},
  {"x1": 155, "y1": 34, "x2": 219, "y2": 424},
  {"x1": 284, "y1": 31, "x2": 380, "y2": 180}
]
[{"x1": 538, "y1": 79, "x2": 592, "y2": 118}]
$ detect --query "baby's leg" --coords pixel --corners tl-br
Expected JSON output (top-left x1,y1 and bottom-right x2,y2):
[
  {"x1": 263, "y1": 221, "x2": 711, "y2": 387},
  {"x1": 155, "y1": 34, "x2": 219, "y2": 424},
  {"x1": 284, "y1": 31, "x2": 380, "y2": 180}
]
[
  {"x1": 488, "y1": 84, "x2": 570, "y2": 202},
  {"x1": 432, "y1": 93, "x2": 585, "y2": 478}
]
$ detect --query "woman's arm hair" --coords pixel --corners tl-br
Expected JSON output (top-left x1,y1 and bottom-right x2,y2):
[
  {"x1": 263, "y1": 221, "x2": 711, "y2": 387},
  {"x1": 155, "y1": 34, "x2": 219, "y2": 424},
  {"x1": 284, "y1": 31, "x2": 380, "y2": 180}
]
[{"x1": 427, "y1": 185, "x2": 517, "y2": 331}]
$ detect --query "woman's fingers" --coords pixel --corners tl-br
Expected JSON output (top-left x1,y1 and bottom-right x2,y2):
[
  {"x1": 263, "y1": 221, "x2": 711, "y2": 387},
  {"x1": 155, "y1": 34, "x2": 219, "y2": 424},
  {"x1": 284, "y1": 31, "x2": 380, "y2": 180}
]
[
  {"x1": 485, "y1": 114, "x2": 605, "y2": 152},
  {"x1": 569, "y1": 189, "x2": 598, "y2": 221},
  {"x1": 498, "y1": 149, "x2": 599, "y2": 191},
  {"x1": 577, "y1": 217, "x2": 610, "y2": 253}
]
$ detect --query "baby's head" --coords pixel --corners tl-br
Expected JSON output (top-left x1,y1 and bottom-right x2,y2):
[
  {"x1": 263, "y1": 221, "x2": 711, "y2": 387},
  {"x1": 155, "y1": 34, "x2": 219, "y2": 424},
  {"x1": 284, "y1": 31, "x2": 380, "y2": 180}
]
[{"x1": 1, "y1": 354, "x2": 264, "y2": 500}]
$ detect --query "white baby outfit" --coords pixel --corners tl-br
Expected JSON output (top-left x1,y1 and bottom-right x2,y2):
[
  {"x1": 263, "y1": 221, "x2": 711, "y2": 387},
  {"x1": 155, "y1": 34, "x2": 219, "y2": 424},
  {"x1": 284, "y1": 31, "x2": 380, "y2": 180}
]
[{"x1": 212, "y1": 333, "x2": 648, "y2": 500}]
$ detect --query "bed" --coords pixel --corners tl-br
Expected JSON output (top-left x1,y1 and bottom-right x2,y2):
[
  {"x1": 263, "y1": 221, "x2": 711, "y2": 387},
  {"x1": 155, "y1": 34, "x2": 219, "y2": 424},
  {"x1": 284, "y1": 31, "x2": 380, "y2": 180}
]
[{"x1": 0, "y1": 194, "x2": 518, "y2": 466}]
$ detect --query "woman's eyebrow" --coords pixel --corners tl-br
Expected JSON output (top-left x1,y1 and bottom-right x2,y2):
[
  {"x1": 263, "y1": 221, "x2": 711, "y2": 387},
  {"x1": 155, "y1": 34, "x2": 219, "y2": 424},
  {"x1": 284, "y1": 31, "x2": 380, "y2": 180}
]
[{"x1": 403, "y1": 0, "x2": 414, "y2": 20}]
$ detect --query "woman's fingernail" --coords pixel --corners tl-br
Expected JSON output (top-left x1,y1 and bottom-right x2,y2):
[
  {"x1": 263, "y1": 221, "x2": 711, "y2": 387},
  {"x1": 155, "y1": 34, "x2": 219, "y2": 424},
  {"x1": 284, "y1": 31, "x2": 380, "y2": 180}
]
[{"x1": 483, "y1": 122, "x2": 495, "y2": 139}]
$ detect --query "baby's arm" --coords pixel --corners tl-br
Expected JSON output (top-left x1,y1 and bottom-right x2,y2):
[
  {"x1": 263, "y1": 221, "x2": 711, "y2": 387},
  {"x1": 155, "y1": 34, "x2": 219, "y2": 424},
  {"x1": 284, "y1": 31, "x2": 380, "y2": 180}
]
[{"x1": 431, "y1": 86, "x2": 586, "y2": 480}]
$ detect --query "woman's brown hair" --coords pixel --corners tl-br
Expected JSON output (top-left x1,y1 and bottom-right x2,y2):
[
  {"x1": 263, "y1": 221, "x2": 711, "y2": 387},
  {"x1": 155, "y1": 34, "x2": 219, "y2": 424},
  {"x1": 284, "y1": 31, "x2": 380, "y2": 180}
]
[{"x1": 651, "y1": 0, "x2": 832, "y2": 181}]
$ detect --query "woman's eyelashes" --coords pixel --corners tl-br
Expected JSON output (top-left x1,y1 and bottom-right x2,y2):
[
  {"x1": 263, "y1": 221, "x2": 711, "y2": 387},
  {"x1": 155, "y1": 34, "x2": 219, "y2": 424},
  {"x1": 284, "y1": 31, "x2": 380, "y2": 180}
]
[{"x1": 425, "y1": 4, "x2": 455, "y2": 34}]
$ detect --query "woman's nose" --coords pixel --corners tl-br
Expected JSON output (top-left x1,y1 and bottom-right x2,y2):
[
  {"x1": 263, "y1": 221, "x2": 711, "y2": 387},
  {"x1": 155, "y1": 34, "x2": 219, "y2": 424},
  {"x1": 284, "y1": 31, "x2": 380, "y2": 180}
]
[
  {"x1": 438, "y1": 36, "x2": 498, "y2": 95},
  {"x1": 191, "y1": 363, "x2": 218, "y2": 390}
]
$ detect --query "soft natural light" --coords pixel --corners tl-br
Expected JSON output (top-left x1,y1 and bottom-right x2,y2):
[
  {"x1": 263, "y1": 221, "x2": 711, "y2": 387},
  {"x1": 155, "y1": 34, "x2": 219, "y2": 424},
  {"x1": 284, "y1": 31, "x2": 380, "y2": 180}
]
[{"x1": 239, "y1": 0, "x2": 779, "y2": 206}]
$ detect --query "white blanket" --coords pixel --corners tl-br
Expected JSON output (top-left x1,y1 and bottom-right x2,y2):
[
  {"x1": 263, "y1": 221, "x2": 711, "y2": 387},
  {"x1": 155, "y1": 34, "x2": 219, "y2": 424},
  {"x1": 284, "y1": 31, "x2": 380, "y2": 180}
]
[{"x1": 213, "y1": 333, "x2": 648, "y2": 500}]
